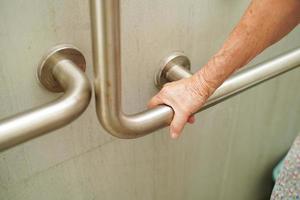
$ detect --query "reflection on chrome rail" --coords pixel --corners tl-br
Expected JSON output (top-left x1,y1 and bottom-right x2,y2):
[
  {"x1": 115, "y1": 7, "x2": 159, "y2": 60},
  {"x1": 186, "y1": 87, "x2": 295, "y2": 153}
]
[
  {"x1": 90, "y1": 0, "x2": 300, "y2": 139},
  {"x1": 0, "y1": 45, "x2": 91, "y2": 150}
]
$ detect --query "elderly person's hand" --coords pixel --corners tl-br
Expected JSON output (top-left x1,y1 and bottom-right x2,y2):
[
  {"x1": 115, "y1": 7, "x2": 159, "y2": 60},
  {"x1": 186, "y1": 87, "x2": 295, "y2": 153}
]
[
  {"x1": 148, "y1": 0, "x2": 300, "y2": 139},
  {"x1": 148, "y1": 70, "x2": 216, "y2": 139}
]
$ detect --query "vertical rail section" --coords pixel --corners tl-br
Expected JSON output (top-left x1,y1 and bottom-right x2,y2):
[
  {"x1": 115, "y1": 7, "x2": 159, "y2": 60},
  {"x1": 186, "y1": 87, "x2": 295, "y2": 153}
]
[{"x1": 90, "y1": 0, "x2": 300, "y2": 138}]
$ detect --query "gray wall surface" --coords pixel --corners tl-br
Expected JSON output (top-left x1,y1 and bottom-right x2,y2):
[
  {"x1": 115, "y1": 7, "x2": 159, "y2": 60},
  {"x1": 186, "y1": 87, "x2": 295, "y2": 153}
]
[{"x1": 0, "y1": 0, "x2": 300, "y2": 199}]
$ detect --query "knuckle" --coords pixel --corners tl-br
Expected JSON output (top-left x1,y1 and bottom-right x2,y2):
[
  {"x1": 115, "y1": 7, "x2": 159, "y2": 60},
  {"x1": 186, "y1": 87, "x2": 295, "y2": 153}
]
[
  {"x1": 161, "y1": 86, "x2": 169, "y2": 94},
  {"x1": 160, "y1": 88, "x2": 172, "y2": 98}
]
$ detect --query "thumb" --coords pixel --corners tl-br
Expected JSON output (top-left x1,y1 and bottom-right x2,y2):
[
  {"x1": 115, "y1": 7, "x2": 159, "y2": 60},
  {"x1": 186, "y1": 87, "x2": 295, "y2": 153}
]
[{"x1": 187, "y1": 115, "x2": 195, "y2": 124}]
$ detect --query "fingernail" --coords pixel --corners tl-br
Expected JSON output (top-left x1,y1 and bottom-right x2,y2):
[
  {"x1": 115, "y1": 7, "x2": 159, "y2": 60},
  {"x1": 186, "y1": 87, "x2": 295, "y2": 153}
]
[{"x1": 171, "y1": 132, "x2": 178, "y2": 139}]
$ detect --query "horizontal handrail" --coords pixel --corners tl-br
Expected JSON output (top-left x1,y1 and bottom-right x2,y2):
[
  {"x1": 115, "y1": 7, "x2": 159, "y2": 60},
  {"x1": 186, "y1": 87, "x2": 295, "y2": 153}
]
[
  {"x1": 0, "y1": 45, "x2": 92, "y2": 150},
  {"x1": 203, "y1": 48, "x2": 300, "y2": 108},
  {"x1": 158, "y1": 48, "x2": 300, "y2": 111},
  {"x1": 90, "y1": 0, "x2": 300, "y2": 139}
]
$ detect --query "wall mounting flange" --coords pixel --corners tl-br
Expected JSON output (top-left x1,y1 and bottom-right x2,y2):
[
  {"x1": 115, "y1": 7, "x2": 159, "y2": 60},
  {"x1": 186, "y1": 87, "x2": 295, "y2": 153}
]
[
  {"x1": 155, "y1": 52, "x2": 191, "y2": 89},
  {"x1": 37, "y1": 44, "x2": 86, "y2": 92}
]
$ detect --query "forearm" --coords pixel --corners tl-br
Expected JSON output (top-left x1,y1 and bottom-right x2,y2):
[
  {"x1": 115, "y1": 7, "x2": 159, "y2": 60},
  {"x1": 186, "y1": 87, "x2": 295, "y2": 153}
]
[
  {"x1": 148, "y1": 0, "x2": 300, "y2": 138},
  {"x1": 194, "y1": 0, "x2": 300, "y2": 97}
]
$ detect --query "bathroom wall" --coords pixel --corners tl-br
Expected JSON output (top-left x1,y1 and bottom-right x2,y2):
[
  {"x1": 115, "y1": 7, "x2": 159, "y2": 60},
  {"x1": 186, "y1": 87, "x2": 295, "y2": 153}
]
[{"x1": 0, "y1": 0, "x2": 300, "y2": 199}]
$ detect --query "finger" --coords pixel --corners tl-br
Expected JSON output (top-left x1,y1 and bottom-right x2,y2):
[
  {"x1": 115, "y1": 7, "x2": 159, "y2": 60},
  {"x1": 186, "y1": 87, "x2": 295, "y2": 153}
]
[
  {"x1": 187, "y1": 115, "x2": 195, "y2": 124},
  {"x1": 170, "y1": 111, "x2": 188, "y2": 139},
  {"x1": 147, "y1": 95, "x2": 164, "y2": 108}
]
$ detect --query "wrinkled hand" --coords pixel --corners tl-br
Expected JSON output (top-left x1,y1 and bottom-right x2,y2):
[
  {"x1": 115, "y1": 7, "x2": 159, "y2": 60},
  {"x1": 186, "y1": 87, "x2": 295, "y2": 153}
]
[{"x1": 148, "y1": 72, "x2": 215, "y2": 139}]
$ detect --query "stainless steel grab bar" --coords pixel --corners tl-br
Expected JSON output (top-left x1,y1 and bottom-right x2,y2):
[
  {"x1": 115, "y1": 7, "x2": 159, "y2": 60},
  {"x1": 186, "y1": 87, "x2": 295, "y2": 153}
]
[
  {"x1": 155, "y1": 49, "x2": 300, "y2": 110},
  {"x1": 90, "y1": 0, "x2": 300, "y2": 138},
  {"x1": 0, "y1": 45, "x2": 92, "y2": 150}
]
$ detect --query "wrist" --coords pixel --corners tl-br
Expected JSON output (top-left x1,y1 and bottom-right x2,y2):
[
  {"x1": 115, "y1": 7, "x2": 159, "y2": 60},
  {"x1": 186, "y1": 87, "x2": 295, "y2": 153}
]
[{"x1": 191, "y1": 69, "x2": 217, "y2": 102}]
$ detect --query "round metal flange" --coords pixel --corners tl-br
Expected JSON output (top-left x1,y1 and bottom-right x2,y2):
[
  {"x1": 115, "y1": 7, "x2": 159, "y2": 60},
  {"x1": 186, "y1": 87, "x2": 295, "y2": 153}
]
[
  {"x1": 155, "y1": 52, "x2": 191, "y2": 88},
  {"x1": 37, "y1": 44, "x2": 86, "y2": 92}
]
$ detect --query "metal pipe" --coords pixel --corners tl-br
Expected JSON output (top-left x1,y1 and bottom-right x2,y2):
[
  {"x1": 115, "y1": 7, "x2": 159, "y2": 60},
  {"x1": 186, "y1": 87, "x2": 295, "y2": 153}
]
[
  {"x1": 90, "y1": 0, "x2": 300, "y2": 138},
  {"x1": 159, "y1": 48, "x2": 300, "y2": 110},
  {"x1": 90, "y1": 0, "x2": 174, "y2": 138},
  {"x1": 202, "y1": 48, "x2": 300, "y2": 107},
  {"x1": 0, "y1": 45, "x2": 92, "y2": 150}
]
